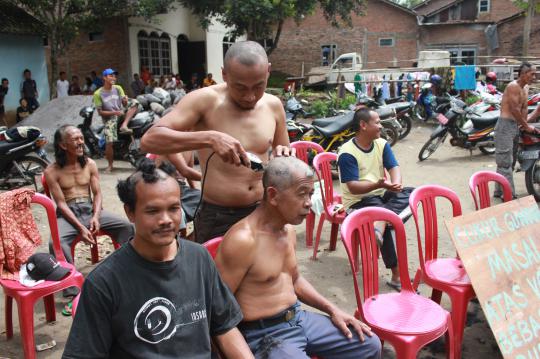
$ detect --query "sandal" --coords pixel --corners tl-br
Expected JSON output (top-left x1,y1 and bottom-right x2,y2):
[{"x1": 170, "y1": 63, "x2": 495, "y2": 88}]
[{"x1": 62, "y1": 301, "x2": 73, "y2": 317}]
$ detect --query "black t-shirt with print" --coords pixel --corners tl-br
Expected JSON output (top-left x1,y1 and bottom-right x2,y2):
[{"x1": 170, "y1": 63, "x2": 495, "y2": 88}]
[{"x1": 62, "y1": 239, "x2": 242, "y2": 359}]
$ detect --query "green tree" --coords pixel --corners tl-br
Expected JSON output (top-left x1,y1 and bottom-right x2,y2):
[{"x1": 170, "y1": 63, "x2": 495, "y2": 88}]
[
  {"x1": 179, "y1": 0, "x2": 365, "y2": 55},
  {"x1": 8, "y1": 0, "x2": 174, "y2": 97}
]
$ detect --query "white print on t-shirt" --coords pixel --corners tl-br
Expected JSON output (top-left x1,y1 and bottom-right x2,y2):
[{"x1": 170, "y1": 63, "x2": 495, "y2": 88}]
[{"x1": 133, "y1": 297, "x2": 207, "y2": 344}]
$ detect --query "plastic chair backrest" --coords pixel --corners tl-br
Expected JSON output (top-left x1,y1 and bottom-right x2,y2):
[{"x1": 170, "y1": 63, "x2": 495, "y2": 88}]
[
  {"x1": 340, "y1": 207, "x2": 413, "y2": 314},
  {"x1": 31, "y1": 192, "x2": 67, "y2": 262},
  {"x1": 409, "y1": 185, "x2": 462, "y2": 272},
  {"x1": 312, "y1": 152, "x2": 337, "y2": 212},
  {"x1": 204, "y1": 237, "x2": 223, "y2": 259},
  {"x1": 469, "y1": 170, "x2": 512, "y2": 210},
  {"x1": 291, "y1": 141, "x2": 324, "y2": 165},
  {"x1": 41, "y1": 174, "x2": 50, "y2": 198}
]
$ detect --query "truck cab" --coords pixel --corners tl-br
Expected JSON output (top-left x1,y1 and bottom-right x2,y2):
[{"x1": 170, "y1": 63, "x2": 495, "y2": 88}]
[{"x1": 326, "y1": 53, "x2": 363, "y2": 84}]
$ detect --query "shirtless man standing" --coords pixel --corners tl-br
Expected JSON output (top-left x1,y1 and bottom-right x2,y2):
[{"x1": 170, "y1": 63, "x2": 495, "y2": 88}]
[
  {"x1": 44, "y1": 125, "x2": 133, "y2": 300},
  {"x1": 495, "y1": 62, "x2": 537, "y2": 198},
  {"x1": 141, "y1": 41, "x2": 292, "y2": 243},
  {"x1": 215, "y1": 157, "x2": 381, "y2": 359}
]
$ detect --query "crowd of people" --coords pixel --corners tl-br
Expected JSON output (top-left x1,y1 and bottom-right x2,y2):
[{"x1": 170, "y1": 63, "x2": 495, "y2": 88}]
[
  {"x1": 5, "y1": 38, "x2": 539, "y2": 358},
  {"x1": 52, "y1": 41, "x2": 385, "y2": 359}
]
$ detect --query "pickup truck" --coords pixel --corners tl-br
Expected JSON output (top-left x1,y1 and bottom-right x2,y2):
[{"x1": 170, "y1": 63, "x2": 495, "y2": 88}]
[{"x1": 306, "y1": 52, "x2": 363, "y2": 85}]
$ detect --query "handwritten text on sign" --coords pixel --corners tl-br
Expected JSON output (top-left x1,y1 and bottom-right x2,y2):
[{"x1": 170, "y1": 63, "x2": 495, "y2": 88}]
[{"x1": 445, "y1": 196, "x2": 540, "y2": 359}]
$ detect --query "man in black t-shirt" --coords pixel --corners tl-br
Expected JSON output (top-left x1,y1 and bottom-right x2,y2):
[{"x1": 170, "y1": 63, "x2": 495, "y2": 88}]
[
  {"x1": 0, "y1": 78, "x2": 9, "y2": 126},
  {"x1": 63, "y1": 159, "x2": 253, "y2": 359}
]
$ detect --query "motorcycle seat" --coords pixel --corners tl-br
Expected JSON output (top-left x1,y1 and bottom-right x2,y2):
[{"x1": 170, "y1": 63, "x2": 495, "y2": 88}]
[
  {"x1": 375, "y1": 107, "x2": 395, "y2": 119},
  {"x1": 384, "y1": 102, "x2": 411, "y2": 112},
  {"x1": 313, "y1": 112, "x2": 355, "y2": 137},
  {"x1": 312, "y1": 112, "x2": 352, "y2": 128},
  {"x1": 469, "y1": 110, "x2": 499, "y2": 129},
  {"x1": 0, "y1": 139, "x2": 32, "y2": 155}
]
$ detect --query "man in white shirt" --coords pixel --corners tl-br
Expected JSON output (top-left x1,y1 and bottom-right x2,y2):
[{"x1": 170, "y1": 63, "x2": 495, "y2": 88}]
[{"x1": 57, "y1": 71, "x2": 70, "y2": 98}]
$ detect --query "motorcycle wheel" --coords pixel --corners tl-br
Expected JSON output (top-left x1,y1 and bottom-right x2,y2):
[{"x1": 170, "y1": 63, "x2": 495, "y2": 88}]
[
  {"x1": 478, "y1": 145, "x2": 496, "y2": 155},
  {"x1": 397, "y1": 115, "x2": 412, "y2": 140},
  {"x1": 418, "y1": 135, "x2": 445, "y2": 161},
  {"x1": 525, "y1": 158, "x2": 540, "y2": 201},
  {"x1": 413, "y1": 103, "x2": 426, "y2": 122},
  {"x1": 11, "y1": 155, "x2": 48, "y2": 192},
  {"x1": 380, "y1": 124, "x2": 399, "y2": 147}
]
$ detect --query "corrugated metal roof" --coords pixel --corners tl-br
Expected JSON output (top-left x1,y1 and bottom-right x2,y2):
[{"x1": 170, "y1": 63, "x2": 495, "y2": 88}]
[
  {"x1": 0, "y1": 1, "x2": 44, "y2": 36},
  {"x1": 414, "y1": 0, "x2": 461, "y2": 16}
]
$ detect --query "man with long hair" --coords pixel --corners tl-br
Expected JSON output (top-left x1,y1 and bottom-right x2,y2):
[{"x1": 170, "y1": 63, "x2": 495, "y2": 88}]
[{"x1": 44, "y1": 125, "x2": 133, "y2": 312}]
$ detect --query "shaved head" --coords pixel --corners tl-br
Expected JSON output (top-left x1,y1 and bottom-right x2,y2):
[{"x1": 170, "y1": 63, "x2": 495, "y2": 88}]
[
  {"x1": 263, "y1": 157, "x2": 314, "y2": 199},
  {"x1": 224, "y1": 41, "x2": 268, "y2": 69}
]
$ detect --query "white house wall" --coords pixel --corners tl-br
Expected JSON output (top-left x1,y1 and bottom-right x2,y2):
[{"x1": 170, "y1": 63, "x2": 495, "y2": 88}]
[{"x1": 128, "y1": 8, "x2": 240, "y2": 83}]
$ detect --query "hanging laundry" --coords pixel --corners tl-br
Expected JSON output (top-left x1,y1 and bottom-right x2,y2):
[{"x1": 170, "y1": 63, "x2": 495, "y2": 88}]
[
  {"x1": 454, "y1": 65, "x2": 476, "y2": 90},
  {"x1": 381, "y1": 76, "x2": 390, "y2": 100}
]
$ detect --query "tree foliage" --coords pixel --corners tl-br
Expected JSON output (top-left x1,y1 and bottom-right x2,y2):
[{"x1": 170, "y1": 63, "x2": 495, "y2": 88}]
[
  {"x1": 178, "y1": 0, "x2": 366, "y2": 55},
  {"x1": 7, "y1": 0, "x2": 175, "y2": 96}
]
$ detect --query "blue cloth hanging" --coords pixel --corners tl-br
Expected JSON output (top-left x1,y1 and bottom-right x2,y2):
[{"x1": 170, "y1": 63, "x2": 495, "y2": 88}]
[{"x1": 454, "y1": 65, "x2": 476, "y2": 90}]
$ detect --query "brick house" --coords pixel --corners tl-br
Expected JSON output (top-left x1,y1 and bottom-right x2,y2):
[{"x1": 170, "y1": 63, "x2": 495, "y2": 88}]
[
  {"x1": 494, "y1": 12, "x2": 540, "y2": 59},
  {"x1": 414, "y1": 0, "x2": 522, "y2": 64},
  {"x1": 269, "y1": 0, "x2": 419, "y2": 76}
]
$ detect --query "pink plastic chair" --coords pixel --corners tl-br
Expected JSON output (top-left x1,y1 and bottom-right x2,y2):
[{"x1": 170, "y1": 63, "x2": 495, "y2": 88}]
[
  {"x1": 468, "y1": 170, "x2": 512, "y2": 210},
  {"x1": 203, "y1": 236, "x2": 223, "y2": 259},
  {"x1": 312, "y1": 152, "x2": 345, "y2": 260},
  {"x1": 341, "y1": 207, "x2": 454, "y2": 359},
  {"x1": 41, "y1": 174, "x2": 121, "y2": 264},
  {"x1": 1, "y1": 193, "x2": 85, "y2": 359},
  {"x1": 409, "y1": 185, "x2": 474, "y2": 359},
  {"x1": 290, "y1": 141, "x2": 325, "y2": 247}
]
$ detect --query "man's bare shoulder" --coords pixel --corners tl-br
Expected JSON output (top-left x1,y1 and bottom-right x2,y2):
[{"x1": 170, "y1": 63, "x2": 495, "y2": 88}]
[
  {"x1": 183, "y1": 83, "x2": 224, "y2": 104},
  {"x1": 262, "y1": 92, "x2": 284, "y2": 110},
  {"x1": 504, "y1": 81, "x2": 521, "y2": 94},
  {"x1": 223, "y1": 219, "x2": 256, "y2": 249},
  {"x1": 44, "y1": 163, "x2": 60, "y2": 179}
]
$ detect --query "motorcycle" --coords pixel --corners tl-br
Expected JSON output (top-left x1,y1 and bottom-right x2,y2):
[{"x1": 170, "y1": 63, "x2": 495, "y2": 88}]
[
  {"x1": 78, "y1": 106, "x2": 157, "y2": 167},
  {"x1": 418, "y1": 97, "x2": 497, "y2": 161},
  {"x1": 285, "y1": 95, "x2": 310, "y2": 121},
  {"x1": 414, "y1": 83, "x2": 452, "y2": 122},
  {"x1": 517, "y1": 124, "x2": 540, "y2": 201},
  {"x1": 0, "y1": 126, "x2": 50, "y2": 192}
]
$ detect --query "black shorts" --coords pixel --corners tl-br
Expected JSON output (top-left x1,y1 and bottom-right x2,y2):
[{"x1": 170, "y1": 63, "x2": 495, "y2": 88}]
[{"x1": 194, "y1": 200, "x2": 258, "y2": 244}]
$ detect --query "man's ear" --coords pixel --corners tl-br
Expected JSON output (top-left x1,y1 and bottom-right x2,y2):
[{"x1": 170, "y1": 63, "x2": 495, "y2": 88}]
[
  {"x1": 267, "y1": 63, "x2": 272, "y2": 74},
  {"x1": 267, "y1": 186, "x2": 279, "y2": 205},
  {"x1": 124, "y1": 204, "x2": 135, "y2": 223},
  {"x1": 59, "y1": 141, "x2": 67, "y2": 151}
]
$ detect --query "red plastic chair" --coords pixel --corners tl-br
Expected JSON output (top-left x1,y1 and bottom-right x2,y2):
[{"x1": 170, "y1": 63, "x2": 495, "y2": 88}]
[
  {"x1": 203, "y1": 236, "x2": 223, "y2": 259},
  {"x1": 341, "y1": 206, "x2": 455, "y2": 359},
  {"x1": 1, "y1": 193, "x2": 85, "y2": 359},
  {"x1": 290, "y1": 141, "x2": 325, "y2": 247},
  {"x1": 409, "y1": 185, "x2": 474, "y2": 359},
  {"x1": 468, "y1": 170, "x2": 513, "y2": 210},
  {"x1": 312, "y1": 152, "x2": 345, "y2": 260},
  {"x1": 41, "y1": 174, "x2": 120, "y2": 264}
]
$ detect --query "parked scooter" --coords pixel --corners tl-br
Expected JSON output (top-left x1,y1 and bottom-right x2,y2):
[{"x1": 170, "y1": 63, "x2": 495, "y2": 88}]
[
  {"x1": 285, "y1": 95, "x2": 310, "y2": 121},
  {"x1": 0, "y1": 126, "x2": 50, "y2": 192},
  {"x1": 78, "y1": 106, "x2": 157, "y2": 167},
  {"x1": 418, "y1": 97, "x2": 497, "y2": 161},
  {"x1": 517, "y1": 124, "x2": 540, "y2": 201}
]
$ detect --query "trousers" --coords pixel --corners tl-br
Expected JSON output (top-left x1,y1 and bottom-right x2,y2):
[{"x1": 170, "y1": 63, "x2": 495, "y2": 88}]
[
  {"x1": 241, "y1": 303, "x2": 381, "y2": 359},
  {"x1": 495, "y1": 117, "x2": 519, "y2": 197}
]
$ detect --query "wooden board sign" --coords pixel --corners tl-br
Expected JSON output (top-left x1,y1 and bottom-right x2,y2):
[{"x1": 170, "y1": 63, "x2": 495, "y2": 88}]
[{"x1": 445, "y1": 196, "x2": 540, "y2": 359}]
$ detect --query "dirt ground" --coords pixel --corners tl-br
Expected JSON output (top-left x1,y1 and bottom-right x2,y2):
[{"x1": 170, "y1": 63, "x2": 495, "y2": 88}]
[{"x1": 1, "y1": 120, "x2": 521, "y2": 359}]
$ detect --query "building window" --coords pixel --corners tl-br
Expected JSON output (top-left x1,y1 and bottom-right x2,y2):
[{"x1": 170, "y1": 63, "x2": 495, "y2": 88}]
[
  {"x1": 138, "y1": 31, "x2": 171, "y2": 76},
  {"x1": 321, "y1": 44, "x2": 337, "y2": 66},
  {"x1": 448, "y1": 48, "x2": 476, "y2": 65},
  {"x1": 89, "y1": 32, "x2": 104, "y2": 42},
  {"x1": 379, "y1": 38, "x2": 395, "y2": 47},
  {"x1": 223, "y1": 36, "x2": 236, "y2": 59},
  {"x1": 479, "y1": 0, "x2": 490, "y2": 12}
]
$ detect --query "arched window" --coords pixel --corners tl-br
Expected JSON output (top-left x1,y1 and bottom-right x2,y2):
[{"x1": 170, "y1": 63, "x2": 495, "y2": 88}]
[
  {"x1": 137, "y1": 30, "x2": 171, "y2": 76},
  {"x1": 223, "y1": 36, "x2": 236, "y2": 59}
]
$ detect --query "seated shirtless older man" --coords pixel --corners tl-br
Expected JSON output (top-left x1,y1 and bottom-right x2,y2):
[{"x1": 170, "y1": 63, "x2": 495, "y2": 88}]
[
  {"x1": 44, "y1": 125, "x2": 133, "y2": 300},
  {"x1": 215, "y1": 157, "x2": 381, "y2": 359}
]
